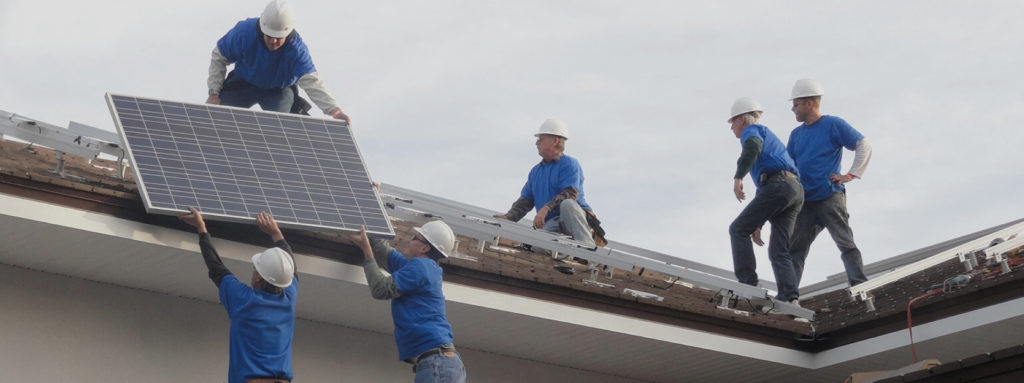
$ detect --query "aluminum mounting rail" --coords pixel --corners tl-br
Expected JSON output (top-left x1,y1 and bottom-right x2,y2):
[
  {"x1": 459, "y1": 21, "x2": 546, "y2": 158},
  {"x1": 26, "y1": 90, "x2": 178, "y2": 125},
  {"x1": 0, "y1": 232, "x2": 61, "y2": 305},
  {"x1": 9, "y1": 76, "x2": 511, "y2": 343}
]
[
  {"x1": 849, "y1": 221, "x2": 1024, "y2": 305},
  {"x1": 379, "y1": 183, "x2": 815, "y2": 320}
]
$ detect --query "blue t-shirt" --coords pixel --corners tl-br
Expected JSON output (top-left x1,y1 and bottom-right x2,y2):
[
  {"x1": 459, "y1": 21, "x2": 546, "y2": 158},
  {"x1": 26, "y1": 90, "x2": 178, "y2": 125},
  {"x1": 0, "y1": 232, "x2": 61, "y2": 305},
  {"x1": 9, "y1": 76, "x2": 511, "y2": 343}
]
[
  {"x1": 387, "y1": 250, "x2": 454, "y2": 361},
  {"x1": 520, "y1": 154, "x2": 592, "y2": 221},
  {"x1": 216, "y1": 18, "x2": 317, "y2": 89},
  {"x1": 219, "y1": 274, "x2": 298, "y2": 383},
  {"x1": 787, "y1": 115, "x2": 864, "y2": 201},
  {"x1": 740, "y1": 124, "x2": 799, "y2": 189}
]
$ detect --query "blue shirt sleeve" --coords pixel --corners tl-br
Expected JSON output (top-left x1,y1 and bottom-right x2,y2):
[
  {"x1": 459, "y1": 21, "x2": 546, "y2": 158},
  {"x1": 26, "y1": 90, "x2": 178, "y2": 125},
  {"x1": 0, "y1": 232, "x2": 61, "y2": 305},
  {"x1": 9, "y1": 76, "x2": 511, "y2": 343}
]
[
  {"x1": 830, "y1": 117, "x2": 864, "y2": 151},
  {"x1": 215, "y1": 19, "x2": 250, "y2": 64},
  {"x1": 218, "y1": 274, "x2": 250, "y2": 314},
  {"x1": 556, "y1": 157, "x2": 584, "y2": 191},
  {"x1": 391, "y1": 260, "x2": 429, "y2": 295},
  {"x1": 740, "y1": 125, "x2": 762, "y2": 146},
  {"x1": 289, "y1": 40, "x2": 317, "y2": 78},
  {"x1": 387, "y1": 250, "x2": 408, "y2": 275},
  {"x1": 786, "y1": 129, "x2": 799, "y2": 166},
  {"x1": 520, "y1": 167, "x2": 535, "y2": 200}
]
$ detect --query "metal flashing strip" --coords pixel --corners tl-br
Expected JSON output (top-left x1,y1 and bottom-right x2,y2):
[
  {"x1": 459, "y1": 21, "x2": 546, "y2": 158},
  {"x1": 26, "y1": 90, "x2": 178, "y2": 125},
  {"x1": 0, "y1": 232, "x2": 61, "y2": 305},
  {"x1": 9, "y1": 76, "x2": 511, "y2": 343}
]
[
  {"x1": 849, "y1": 221, "x2": 1024, "y2": 299},
  {"x1": 379, "y1": 183, "x2": 815, "y2": 320}
]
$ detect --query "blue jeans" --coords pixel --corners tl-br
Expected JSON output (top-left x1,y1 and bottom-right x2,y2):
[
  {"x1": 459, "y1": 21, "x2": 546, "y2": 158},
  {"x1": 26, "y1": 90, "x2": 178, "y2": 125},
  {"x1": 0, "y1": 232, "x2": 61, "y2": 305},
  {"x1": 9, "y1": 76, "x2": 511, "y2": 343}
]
[
  {"x1": 219, "y1": 73, "x2": 294, "y2": 113},
  {"x1": 790, "y1": 190, "x2": 868, "y2": 287},
  {"x1": 540, "y1": 199, "x2": 596, "y2": 249},
  {"x1": 414, "y1": 352, "x2": 466, "y2": 383},
  {"x1": 729, "y1": 172, "x2": 803, "y2": 301}
]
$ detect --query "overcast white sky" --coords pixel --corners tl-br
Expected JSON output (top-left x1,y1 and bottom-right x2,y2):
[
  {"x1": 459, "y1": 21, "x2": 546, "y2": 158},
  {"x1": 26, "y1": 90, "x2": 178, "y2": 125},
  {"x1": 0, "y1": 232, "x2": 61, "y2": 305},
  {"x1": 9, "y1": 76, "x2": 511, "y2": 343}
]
[{"x1": 2, "y1": 0, "x2": 1022, "y2": 287}]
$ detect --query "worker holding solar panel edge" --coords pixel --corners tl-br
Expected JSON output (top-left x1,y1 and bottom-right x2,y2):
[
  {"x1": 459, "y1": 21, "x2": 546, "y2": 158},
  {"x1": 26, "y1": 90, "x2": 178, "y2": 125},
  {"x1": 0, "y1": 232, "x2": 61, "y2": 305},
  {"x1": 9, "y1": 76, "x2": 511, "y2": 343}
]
[
  {"x1": 206, "y1": 0, "x2": 351, "y2": 125},
  {"x1": 179, "y1": 207, "x2": 299, "y2": 383},
  {"x1": 726, "y1": 97, "x2": 804, "y2": 306},
  {"x1": 492, "y1": 119, "x2": 608, "y2": 272},
  {"x1": 346, "y1": 220, "x2": 468, "y2": 383}
]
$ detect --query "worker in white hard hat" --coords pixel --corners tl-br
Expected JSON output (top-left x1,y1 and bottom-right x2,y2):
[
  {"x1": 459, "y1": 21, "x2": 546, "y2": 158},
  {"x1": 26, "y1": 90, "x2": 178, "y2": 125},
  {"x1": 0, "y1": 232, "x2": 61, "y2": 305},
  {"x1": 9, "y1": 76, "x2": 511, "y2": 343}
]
[
  {"x1": 726, "y1": 97, "x2": 804, "y2": 305},
  {"x1": 179, "y1": 207, "x2": 299, "y2": 383},
  {"x1": 494, "y1": 119, "x2": 607, "y2": 260},
  {"x1": 206, "y1": 0, "x2": 351, "y2": 124},
  {"x1": 786, "y1": 79, "x2": 873, "y2": 287},
  {"x1": 347, "y1": 220, "x2": 467, "y2": 382}
]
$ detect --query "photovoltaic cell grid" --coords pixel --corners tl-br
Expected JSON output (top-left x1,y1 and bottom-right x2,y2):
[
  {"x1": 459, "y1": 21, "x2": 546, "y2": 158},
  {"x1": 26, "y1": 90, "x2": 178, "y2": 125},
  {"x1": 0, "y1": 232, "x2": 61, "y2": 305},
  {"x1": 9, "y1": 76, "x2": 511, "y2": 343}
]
[{"x1": 106, "y1": 93, "x2": 394, "y2": 237}]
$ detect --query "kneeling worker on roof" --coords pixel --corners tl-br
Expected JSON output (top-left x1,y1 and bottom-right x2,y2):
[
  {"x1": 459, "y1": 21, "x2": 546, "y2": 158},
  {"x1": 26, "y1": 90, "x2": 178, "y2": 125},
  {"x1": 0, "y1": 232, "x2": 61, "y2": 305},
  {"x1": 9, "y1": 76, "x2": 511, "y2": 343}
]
[
  {"x1": 206, "y1": 0, "x2": 351, "y2": 124},
  {"x1": 347, "y1": 220, "x2": 467, "y2": 382},
  {"x1": 726, "y1": 97, "x2": 804, "y2": 305},
  {"x1": 493, "y1": 119, "x2": 607, "y2": 256},
  {"x1": 180, "y1": 208, "x2": 298, "y2": 383}
]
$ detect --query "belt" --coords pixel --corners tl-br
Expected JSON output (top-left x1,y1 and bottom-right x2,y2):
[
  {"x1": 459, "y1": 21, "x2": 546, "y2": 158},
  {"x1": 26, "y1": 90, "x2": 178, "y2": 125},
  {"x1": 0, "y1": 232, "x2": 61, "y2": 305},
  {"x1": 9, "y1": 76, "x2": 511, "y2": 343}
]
[
  {"x1": 408, "y1": 345, "x2": 458, "y2": 372},
  {"x1": 246, "y1": 379, "x2": 290, "y2": 383},
  {"x1": 759, "y1": 170, "x2": 797, "y2": 184}
]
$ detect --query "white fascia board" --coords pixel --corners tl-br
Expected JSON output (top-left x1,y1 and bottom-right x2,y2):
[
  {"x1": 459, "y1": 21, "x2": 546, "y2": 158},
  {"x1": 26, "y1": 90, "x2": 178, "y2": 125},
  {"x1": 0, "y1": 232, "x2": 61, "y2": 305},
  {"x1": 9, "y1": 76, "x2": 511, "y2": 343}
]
[
  {"x1": 811, "y1": 295, "x2": 1024, "y2": 368},
  {"x1": 1, "y1": 192, "x2": 819, "y2": 366},
  {"x1": 445, "y1": 282, "x2": 816, "y2": 367}
]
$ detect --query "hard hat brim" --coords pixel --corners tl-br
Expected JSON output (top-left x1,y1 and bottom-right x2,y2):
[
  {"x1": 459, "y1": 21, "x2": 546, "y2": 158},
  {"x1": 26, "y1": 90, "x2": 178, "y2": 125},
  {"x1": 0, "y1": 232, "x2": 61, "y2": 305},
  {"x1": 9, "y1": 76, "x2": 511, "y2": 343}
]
[
  {"x1": 413, "y1": 226, "x2": 451, "y2": 258},
  {"x1": 260, "y1": 23, "x2": 292, "y2": 38}
]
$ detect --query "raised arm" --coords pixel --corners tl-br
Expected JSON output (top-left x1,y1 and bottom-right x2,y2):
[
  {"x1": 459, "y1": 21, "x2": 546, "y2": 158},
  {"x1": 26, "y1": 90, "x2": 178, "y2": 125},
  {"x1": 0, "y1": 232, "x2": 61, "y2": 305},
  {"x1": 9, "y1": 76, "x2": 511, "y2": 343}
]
[
  {"x1": 349, "y1": 226, "x2": 401, "y2": 300},
  {"x1": 256, "y1": 211, "x2": 296, "y2": 276},
  {"x1": 179, "y1": 207, "x2": 232, "y2": 286}
]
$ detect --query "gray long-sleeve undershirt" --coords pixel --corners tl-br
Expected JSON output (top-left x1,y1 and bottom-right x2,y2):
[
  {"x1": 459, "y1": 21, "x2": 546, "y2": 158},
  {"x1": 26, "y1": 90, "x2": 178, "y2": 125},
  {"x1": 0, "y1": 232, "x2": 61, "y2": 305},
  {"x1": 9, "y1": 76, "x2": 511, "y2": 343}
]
[
  {"x1": 847, "y1": 138, "x2": 872, "y2": 178},
  {"x1": 361, "y1": 238, "x2": 401, "y2": 300}
]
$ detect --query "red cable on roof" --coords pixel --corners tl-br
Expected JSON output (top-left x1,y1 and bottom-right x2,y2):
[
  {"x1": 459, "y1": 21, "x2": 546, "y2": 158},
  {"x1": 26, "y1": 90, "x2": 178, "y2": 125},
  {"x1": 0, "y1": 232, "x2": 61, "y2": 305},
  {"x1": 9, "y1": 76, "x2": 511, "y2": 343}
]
[{"x1": 907, "y1": 287, "x2": 943, "y2": 363}]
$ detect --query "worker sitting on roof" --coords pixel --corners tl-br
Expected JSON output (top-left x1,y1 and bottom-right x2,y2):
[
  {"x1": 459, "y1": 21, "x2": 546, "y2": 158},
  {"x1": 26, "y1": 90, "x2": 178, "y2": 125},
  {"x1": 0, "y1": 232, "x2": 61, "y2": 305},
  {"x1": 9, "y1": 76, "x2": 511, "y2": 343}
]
[
  {"x1": 346, "y1": 220, "x2": 467, "y2": 383},
  {"x1": 206, "y1": 0, "x2": 351, "y2": 124},
  {"x1": 726, "y1": 97, "x2": 804, "y2": 305},
  {"x1": 786, "y1": 79, "x2": 872, "y2": 287},
  {"x1": 493, "y1": 119, "x2": 607, "y2": 256},
  {"x1": 179, "y1": 208, "x2": 298, "y2": 383}
]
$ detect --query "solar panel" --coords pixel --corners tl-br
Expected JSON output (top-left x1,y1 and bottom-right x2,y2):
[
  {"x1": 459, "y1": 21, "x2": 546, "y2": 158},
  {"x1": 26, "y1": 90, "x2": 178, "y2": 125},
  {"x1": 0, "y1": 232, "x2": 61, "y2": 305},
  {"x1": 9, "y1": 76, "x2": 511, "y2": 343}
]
[{"x1": 106, "y1": 93, "x2": 394, "y2": 238}]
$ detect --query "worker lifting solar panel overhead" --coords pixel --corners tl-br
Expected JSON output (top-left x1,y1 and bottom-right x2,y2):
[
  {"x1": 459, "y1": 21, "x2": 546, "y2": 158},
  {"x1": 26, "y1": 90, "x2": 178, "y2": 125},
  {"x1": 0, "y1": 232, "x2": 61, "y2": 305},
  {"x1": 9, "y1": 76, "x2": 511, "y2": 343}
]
[{"x1": 106, "y1": 93, "x2": 394, "y2": 238}]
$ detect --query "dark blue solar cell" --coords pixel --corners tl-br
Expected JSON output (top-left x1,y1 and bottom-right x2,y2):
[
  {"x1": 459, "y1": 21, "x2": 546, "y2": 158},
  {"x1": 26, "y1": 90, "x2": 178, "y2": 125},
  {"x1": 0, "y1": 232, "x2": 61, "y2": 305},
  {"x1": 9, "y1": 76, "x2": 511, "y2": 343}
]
[
  {"x1": 222, "y1": 201, "x2": 246, "y2": 213},
  {"x1": 159, "y1": 159, "x2": 184, "y2": 169},
  {"x1": 263, "y1": 188, "x2": 287, "y2": 199},
  {"x1": 295, "y1": 209, "x2": 318, "y2": 220}
]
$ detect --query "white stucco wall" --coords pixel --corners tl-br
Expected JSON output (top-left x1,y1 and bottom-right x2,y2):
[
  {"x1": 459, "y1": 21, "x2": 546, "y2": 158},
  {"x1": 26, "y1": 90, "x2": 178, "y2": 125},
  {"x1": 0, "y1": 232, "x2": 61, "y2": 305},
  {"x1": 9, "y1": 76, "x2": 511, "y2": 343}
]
[{"x1": 0, "y1": 264, "x2": 643, "y2": 383}]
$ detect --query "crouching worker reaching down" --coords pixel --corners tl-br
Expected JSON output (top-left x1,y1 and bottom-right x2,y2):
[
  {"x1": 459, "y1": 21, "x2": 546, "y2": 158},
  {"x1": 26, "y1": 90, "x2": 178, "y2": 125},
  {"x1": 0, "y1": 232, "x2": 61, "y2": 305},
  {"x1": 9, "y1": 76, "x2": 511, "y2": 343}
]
[
  {"x1": 493, "y1": 118, "x2": 608, "y2": 255},
  {"x1": 179, "y1": 208, "x2": 297, "y2": 383},
  {"x1": 347, "y1": 220, "x2": 467, "y2": 383}
]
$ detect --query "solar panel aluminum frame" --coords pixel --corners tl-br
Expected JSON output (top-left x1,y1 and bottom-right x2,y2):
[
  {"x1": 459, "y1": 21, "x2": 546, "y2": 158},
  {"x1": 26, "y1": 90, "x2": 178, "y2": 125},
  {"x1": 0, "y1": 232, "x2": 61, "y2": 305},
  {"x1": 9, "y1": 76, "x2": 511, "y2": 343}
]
[{"x1": 106, "y1": 93, "x2": 394, "y2": 238}]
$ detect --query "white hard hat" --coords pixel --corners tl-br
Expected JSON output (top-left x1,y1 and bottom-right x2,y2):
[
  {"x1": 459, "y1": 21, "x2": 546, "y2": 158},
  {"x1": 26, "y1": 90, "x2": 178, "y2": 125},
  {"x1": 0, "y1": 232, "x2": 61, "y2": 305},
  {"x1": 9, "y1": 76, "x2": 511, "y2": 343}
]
[
  {"x1": 414, "y1": 220, "x2": 456, "y2": 258},
  {"x1": 260, "y1": 0, "x2": 296, "y2": 39},
  {"x1": 728, "y1": 97, "x2": 763, "y2": 122},
  {"x1": 252, "y1": 247, "x2": 295, "y2": 288},
  {"x1": 790, "y1": 78, "x2": 824, "y2": 100},
  {"x1": 534, "y1": 118, "x2": 569, "y2": 140}
]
